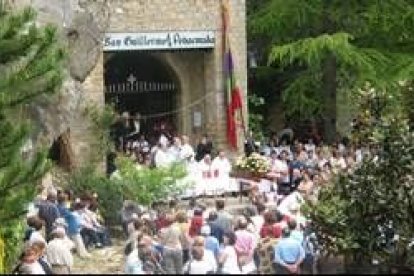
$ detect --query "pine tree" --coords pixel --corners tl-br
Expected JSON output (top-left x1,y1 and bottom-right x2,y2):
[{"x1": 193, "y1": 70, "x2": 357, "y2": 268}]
[
  {"x1": 249, "y1": 0, "x2": 414, "y2": 141},
  {"x1": 0, "y1": 3, "x2": 63, "y2": 272}
]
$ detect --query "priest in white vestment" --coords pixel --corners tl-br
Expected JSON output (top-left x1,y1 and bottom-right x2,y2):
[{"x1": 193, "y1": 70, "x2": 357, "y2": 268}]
[
  {"x1": 197, "y1": 154, "x2": 215, "y2": 196},
  {"x1": 211, "y1": 151, "x2": 232, "y2": 195},
  {"x1": 154, "y1": 143, "x2": 173, "y2": 168},
  {"x1": 180, "y1": 157, "x2": 201, "y2": 198},
  {"x1": 180, "y1": 135, "x2": 195, "y2": 164}
]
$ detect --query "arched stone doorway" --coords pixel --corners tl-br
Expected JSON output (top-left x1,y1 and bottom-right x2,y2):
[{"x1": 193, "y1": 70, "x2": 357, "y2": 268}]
[
  {"x1": 104, "y1": 51, "x2": 181, "y2": 144},
  {"x1": 48, "y1": 129, "x2": 75, "y2": 172}
]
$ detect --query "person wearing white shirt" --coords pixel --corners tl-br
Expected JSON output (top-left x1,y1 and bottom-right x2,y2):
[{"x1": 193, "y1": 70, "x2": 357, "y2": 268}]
[
  {"x1": 182, "y1": 158, "x2": 201, "y2": 198},
  {"x1": 277, "y1": 191, "x2": 304, "y2": 218},
  {"x1": 18, "y1": 246, "x2": 46, "y2": 274},
  {"x1": 271, "y1": 153, "x2": 289, "y2": 183},
  {"x1": 211, "y1": 151, "x2": 232, "y2": 195},
  {"x1": 168, "y1": 136, "x2": 182, "y2": 163},
  {"x1": 218, "y1": 232, "x2": 241, "y2": 274},
  {"x1": 26, "y1": 216, "x2": 46, "y2": 246},
  {"x1": 184, "y1": 236, "x2": 217, "y2": 274},
  {"x1": 46, "y1": 227, "x2": 73, "y2": 274},
  {"x1": 304, "y1": 138, "x2": 316, "y2": 154},
  {"x1": 180, "y1": 135, "x2": 195, "y2": 162},
  {"x1": 155, "y1": 143, "x2": 173, "y2": 168},
  {"x1": 159, "y1": 133, "x2": 169, "y2": 147},
  {"x1": 197, "y1": 154, "x2": 215, "y2": 196}
]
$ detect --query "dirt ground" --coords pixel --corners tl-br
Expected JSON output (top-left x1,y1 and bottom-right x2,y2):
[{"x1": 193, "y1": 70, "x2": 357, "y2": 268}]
[{"x1": 71, "y1": 239, "x2": 125, "y2": 274}]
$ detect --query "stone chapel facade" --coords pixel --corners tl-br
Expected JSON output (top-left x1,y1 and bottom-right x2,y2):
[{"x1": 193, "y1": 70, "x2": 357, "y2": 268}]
[
  {"x1": 9, "y1": 0, "x2": 247, "y2": 167},
  {"x1": 74, "y1": 0, "x2": 247, "y2": 163}
]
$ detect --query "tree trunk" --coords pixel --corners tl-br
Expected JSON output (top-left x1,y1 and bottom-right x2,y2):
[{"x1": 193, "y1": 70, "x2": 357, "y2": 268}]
[{"x1": 322, "y1": 54, "x2": 337, "y2": 143}]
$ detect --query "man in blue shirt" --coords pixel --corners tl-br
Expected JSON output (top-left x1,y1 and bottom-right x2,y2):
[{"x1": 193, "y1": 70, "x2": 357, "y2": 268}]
[
  {"x1": 200, "y1": 225, "x2": 220, "y2": 259},
  {"x1": 207, "y1": 211, "x2": 224, "y2": 244},
  {"x1": 288, "y1": 219, "x2": 304, "y2": 244},
  {"x1": 273, "y1": 228, "x2": 305, "y2": 274}
]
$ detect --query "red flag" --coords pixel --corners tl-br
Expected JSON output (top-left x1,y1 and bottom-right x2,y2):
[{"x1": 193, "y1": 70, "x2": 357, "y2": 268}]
[{"x1": 222, "y1": 0, "x2": 244, "y2": 150}]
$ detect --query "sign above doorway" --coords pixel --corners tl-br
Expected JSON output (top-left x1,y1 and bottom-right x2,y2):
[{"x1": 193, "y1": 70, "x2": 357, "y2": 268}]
[{"x1": 103, "y1": 31, "x2": 215, "y2": 51}]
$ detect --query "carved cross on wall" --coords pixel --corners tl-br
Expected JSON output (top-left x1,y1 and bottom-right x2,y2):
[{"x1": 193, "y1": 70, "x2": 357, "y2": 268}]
[{"x1": 127, "y1": 73, "x2": 137, "y2": 86}]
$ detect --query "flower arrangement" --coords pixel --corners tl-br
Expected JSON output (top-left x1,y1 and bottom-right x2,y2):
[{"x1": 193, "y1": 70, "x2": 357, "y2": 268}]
[{"x1": 233, "y1": 153, "x2": 271, "y2": 176}]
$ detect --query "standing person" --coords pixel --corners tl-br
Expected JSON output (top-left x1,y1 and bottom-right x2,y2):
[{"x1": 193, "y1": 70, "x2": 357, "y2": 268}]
[
  {"x1": 234, "y1": 216, "x2": 257, "y2": 274},
  {"x1": 206, "y1": 211, "x2": 225, "y2": 245},
  {"x1": 183, "y1": 236, "x2": 217, "y2": 274},
  {"x1": 46, "y1": 227, "x2": 73, "y2": 274},
  {"x1": 180, "y1": 135, "x2": 195, "y2": 163},
  {"x1": 244, "y1": 130, "x2": 256, "y2": 157},
  {"x1": 159, "y1": 213, "x2": 183, "y2": 274},
  {"x1": 127, "y1": 113, "x2": 142, "y2": 141},
  {"x1": 260, "y1": 211, "x2": 281, "y2": 239},
  {"x1": 273, "y1": 228, "x2": 305, "y2": 274},
  {"x1": 195, "y1": 135, "x2": 213, "y2": 162},
  {"x1": 200, "y1": 225, "x2": 220, "y2": 260},
  {"x1": 251, "y1": 203, "x2": 266, "y2": 238},
  {"x1": 218, "y1": 231, "x2": 242, "y2": 274},
  {"x1": 198, "y1": 154, "x2": 215, "y2": 196},
  {"x1": 297, "y1": 171, "x2": 314, "y2": 199},
  {"x1": 287, "y1": 219, "x2": 304, "y2": 244},
  {"x1": 304, "y1": 138, "x2": 316, "y2": 155},
  {"x1": 36, "y1": 192, "x2": 60, "y2": 241},
  {"x1": 257, "y1": 223, "x2": 280, "y2": 274},
  {"x1": 175, "y1": 210, "x2": 192, "y2": 264},
  {"x1": 138, "y1": 235, "x2": 165, "y2": 274},
  {"x1": 124, "y1": 233, "x2": 143, "y2": 274},
  {"x1": 215, "y1": 199, "x2": 233, "y2": 234},
  {"x1": 211, "y1": 150, "x2": 232, "y2": 196},
  {"x1": 168, "y1": 136, "x2": 183, "y2": 163},
  {"x1": 189, "y1": 208, "x2": 204, "y2": 238},
  {"x1": 26, "y1": 216, "x2": 46, "y2": 246},
  {"x1": 121, "y1": 200, "x2": 141, "y2": 238},
  {"x1": 154, "y1": 142, "x2": 173, "y2": 168}
]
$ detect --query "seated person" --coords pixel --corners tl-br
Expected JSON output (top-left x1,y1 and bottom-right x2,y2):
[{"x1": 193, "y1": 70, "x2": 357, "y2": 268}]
[{"x1": 74, "y1": 202, "x2": 102, "y2": 249}]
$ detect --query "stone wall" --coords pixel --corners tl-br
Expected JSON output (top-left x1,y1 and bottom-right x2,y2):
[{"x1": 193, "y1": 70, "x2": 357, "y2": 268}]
[
  {"x1": 10, "y1": 0, "x2": 247, "y2": 166},
  {"x1": 10, "y1": 0, "x2": 110, "y2": 168},
  {"x1": 79, "y1": 0, "x2": 247, "y2": 160}
]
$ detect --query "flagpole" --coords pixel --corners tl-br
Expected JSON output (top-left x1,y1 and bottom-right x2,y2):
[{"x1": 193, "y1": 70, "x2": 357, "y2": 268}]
[{"x1": 222, "y1": 0, "x2": 248, "y2": 151}]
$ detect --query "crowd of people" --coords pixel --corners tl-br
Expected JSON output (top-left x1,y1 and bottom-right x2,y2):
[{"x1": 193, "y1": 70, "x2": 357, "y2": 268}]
[
  {"x1": 120, "y1": 197, "x2": 315, "y2": 274},
  {"x1": 114, "y1": 127, "x2": 370, "y2": 274},
  {"x1": 14, "y1": 111, "x2": 375, "y2": 274},
  {"x1": 14, "y1": 190, "x2": 112, "y2": 274}
]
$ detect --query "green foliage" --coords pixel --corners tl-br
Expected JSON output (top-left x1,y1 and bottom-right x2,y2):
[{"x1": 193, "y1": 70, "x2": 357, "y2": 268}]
[
  {"x1": 60, "y1": 157, "x2": 189, "y2": 224},
  {"x1": 247, "y1": 94, "x2": 265, "y2": 140},
  {"x1": 62, "y1": 166, "x2": 123, "y2": 225},
  {"x1": 0, "y1": 222, "x2": 25, "y2": 273},
  {"x1": 82, "y1": 103, "x2": 116, "y2": 165},
  {"x1": 304, "y1": 118, "x2": 414, "y2": 267},
  {"x1": 0, "y1": 4, "x2": 64, "y2": 272},
  {"x1": 281, "y1": 68, "x2": 323, "y2": 119},
  {"x1": 248, "y1": 0, "x2": 414, "y2": 122},
  {"x1": 399, "y1": 81, "x2": 414, "y2": 127},
  {"x1": 113, "y1": 157, "x2": 188, "y2": 207}
]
